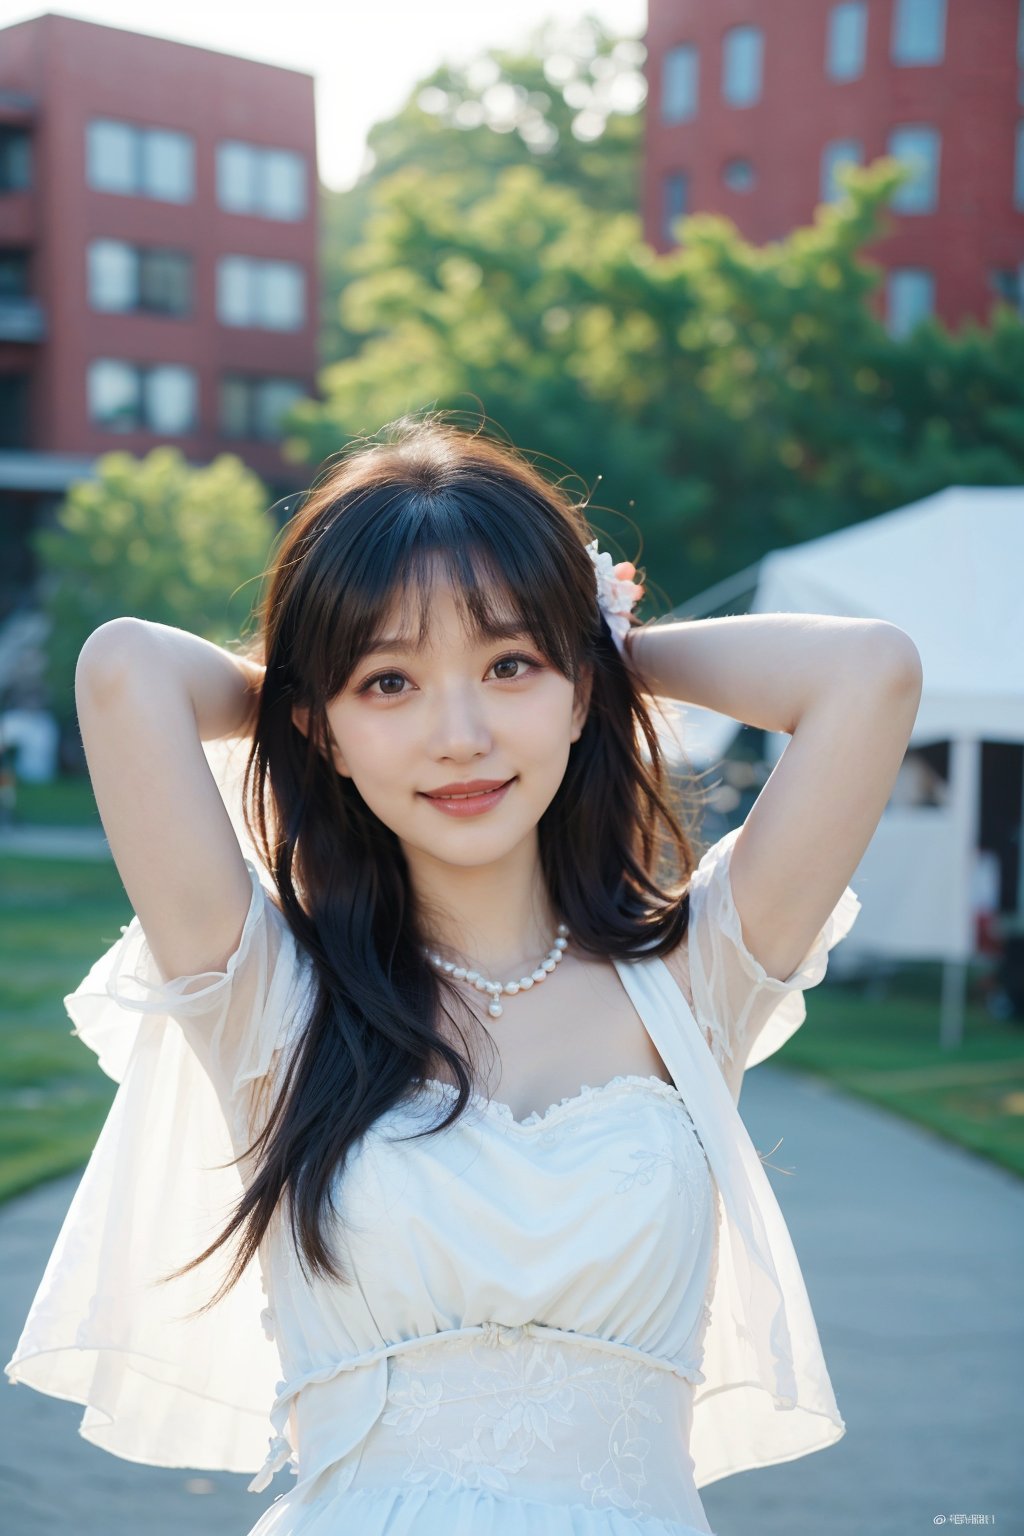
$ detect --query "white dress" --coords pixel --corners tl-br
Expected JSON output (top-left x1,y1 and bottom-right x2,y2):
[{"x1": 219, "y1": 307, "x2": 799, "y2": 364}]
[{"x1": 4, "y1": 825, "x2": 861, "y2": 1536}]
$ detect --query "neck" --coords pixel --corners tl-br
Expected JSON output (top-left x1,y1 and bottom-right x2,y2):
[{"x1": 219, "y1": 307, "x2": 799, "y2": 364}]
[{"x1": 408, "y1": 835, "x2": 564, "y2": 980}]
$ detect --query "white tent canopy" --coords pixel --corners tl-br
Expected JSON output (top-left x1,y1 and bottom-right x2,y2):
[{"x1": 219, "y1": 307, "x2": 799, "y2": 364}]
[
  {"x1": 754, "y1": 486, "x2": 1024, "y2": 743},
  {"x1": 663, "y1": 486, "x2": 1024, "y2": 1043}
]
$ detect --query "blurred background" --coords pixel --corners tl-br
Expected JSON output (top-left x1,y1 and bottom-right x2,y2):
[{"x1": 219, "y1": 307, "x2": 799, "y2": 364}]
[{"x1": 0, "y1": 2, "x2": 1021, "y2": 1532}]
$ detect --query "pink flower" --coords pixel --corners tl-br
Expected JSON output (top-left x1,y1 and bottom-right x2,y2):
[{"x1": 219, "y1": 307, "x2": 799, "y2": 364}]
[{"x1": 585, "y1": 539, "x2": 645, "y2": 653}]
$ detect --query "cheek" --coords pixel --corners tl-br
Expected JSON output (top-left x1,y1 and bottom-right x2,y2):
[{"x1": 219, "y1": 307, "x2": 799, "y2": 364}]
[
  {"x1": 326, "y1": 705, "x2": 402, "y2": 777},
  {"x1": 520, "y1": 689, "x2": 579, "y2": 746}
]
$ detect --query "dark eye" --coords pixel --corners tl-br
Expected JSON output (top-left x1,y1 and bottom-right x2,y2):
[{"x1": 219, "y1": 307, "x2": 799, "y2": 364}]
[
  {"x1": 491, "y1": 653, "x2": 539, "y2": 681},
  {"x1": 356, "y1": 652, "x2": 541, "y2": 698},
  {"x1": 356, "y1": 670, "x2": 406, "y2": 697}
]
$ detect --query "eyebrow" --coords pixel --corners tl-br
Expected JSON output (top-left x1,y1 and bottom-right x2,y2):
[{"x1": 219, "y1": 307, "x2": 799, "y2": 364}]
[{"x1": 360, "y1": 620, "x2": 535, "y2": 657}]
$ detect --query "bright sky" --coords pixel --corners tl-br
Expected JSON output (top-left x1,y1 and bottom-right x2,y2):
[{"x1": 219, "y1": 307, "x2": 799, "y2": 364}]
[{"x1": 0, "y1": 1, "x2": 648, "y2": 190}]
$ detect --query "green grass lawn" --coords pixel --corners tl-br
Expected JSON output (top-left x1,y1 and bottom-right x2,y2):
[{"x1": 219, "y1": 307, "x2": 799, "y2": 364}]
[
  {"x1": 775, "y1": 975, "x2": 1024, "y2": 1176},
  {"x1": 8, "y1": 776, "x2": 102, "y2": 827},
  {"x1": 0, "y1": 854, "x2": 132, "y2": 1202},
  {"x1": 2, "y1": 851, "x2": 1023, "y2": 1205}
]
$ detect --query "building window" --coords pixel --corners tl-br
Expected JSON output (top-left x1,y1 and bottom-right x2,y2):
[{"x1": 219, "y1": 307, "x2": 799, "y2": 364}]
[
  {"x1": 1015, "y1": 122, "x2": 1024, "y2": 211},
  {"x1": 142, "y1": 129, "x2": 194, "y2": 203},
  {"x1": 663, "y1": 171, "x2": 689, "y2": 244},
  {"x1": 88, "y1": 359, "x2": 197, "y2": 434},
  {"x1": 886, "y1": 268, "x2": 935, "y2": 337},
  {"x1": 821, "y1": 139, "x2": 863, "y2": 202},
  {"x1": 891, "y1": 0, "x2": 946, "y2": 66},
  {"x1": 216, "y1": 256, "x2": 305, "y2": 330},
  {"x1": 138, "y1": 250, "x2": 191, "y2": 315},
  {"x1": 86, "y1": 119, "x2": 194, "y2": 203},
  {"x1": 216, "y1": 140, "x2": 307, "y2": 220},
  {"x1": 0, "y1": 250, "x2": 30, "y2": 297},
  {"x1": 722, "y1": 158, "x2": 755, "y2": 192},
  {"x1": 0, "y1": 373, "x2": 30, "y2": 448},
  {"x1": 144, "y1": 366, "x2": 197, "y2": 434},
  {"x1": 87, "y1": 240, "x2": 192, "y2": 316},
  {"x1": 87, "y1": 121, "x2": 134, "y2": 193},
  {"x1": 723, "y1": 26, "x2": 763, "y2": 107},
  {"x1": 990, "y1": 266, "x2": 1024, "y2": 318},
  {"x1": 887, "y1": 125, "x2": 941, "y2": 213},
  {"x1": 0, "y1": 126, "x2": 32, "y2": 192},
  {"x1": 88, "y1": 240, "x2": 136, "y2": 309},
  {"x1": 827, "y1": 2, "x2": 867, "y2": 81},
  {"x1": 662, "y1": 44, "x2": 699, "y2": 122},
  {"x1": 220, "y1": 374, "x2": 306, "y2": 440}
]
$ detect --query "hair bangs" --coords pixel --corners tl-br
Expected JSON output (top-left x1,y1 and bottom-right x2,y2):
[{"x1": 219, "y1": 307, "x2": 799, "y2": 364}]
[{"x1": 310, "y1": 485, "x2": 590, "y2": 704}]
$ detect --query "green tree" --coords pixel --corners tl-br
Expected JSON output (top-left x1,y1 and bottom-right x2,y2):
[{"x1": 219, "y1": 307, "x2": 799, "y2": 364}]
[
  {"x1": 318, "y1": 13, "x2": 646, "y2": 368},
  {"x1": 33, "y1": 447, "x2": 274, "y2": 724},
  {"x1": 289, "y1": 155, "x2": 1024, "y2": 609}
]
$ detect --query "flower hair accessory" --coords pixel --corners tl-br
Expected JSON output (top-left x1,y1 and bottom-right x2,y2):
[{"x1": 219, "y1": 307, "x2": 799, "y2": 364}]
[{"x1": 585, "y1": 539, "x2": 645, "y2": 657}]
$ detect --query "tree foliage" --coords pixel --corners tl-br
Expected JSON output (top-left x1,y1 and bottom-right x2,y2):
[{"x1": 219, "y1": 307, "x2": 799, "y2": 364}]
[
  {"x1": 318, "y1": 14, "x2": 646, "y2": 368},
  {"x1": 294, "y1": 149, "x2": 1024, "y2": 611},
  {"x1": 34, "y1": 448, "x2": 274, "y2": 722}
]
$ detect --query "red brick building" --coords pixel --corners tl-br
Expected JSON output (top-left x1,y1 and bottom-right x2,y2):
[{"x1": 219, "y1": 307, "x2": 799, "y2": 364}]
[
  {"x1": 642, "y1": 0, "x2": 1024, "y2": 334},
  {"x1": 0, "y1": 11, "x2": 319, "y2": 616}
]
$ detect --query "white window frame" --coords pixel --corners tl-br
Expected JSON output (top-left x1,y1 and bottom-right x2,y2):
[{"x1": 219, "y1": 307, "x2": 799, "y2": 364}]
[
  {"x1": 662, "y1": 44, "x2": 699, "y2": 123},
  {"x1": 216, "y1": 139, "x2": 307, "y2": 221},
  {"x1": 143, "y1": 365, "x2": 197, "y2": 434},
  {"x1": 891, "y1": 0, "x2": 946, "y2": 66},
  {"x1": 826, "y1": 2, "x2": 868, "y2": 81},
  {"x1": 262, "y1": 148, "x2": 306, "y2": 220},
  {"x1": 87, "y1": 241, "x2": 191, "y2": 315},
  {"x1": 140, "y1": 128, "x2": 194, "y2": 204},
  {"x1": 216, "y1": 141, "x2": 259, "y2": 214},
  {"x1": 86, "y1": 120, "x2": 136, "y2": 195},
  {"x1": 820, "y1": 139, "x2": 863, "y2": 203},
  {"x1": 87, "y1": 239, "x2": 138, "y2": 311},
  {"x1": 86, "y1": 119, "x2": 194, "y2": 202},
  {"x1": 888, "y1": 125, "x2": 941, "y2": 213},
  {"x1": 216, "y1": 255, "x2": 305, "y2": 330},
  {"x1": 722, "y1": 25, "x2": 764, "y2": 107},
  {"x1": 88, "y1": 358, "x2": 198, "y2": 434},
  {"x1": 87, "y1": 358, "x2": 139, "y2": 431}
]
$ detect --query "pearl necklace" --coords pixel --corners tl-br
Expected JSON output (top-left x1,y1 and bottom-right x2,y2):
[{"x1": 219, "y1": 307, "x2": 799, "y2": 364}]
[{"x1": 422, "y1": 922, "x2": 571, "y2": 1018}]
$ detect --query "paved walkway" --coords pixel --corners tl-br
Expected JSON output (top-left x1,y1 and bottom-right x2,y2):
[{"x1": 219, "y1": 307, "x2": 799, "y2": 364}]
[
  {"x1": 0, "y1": 823, "x2": 110, "y2": 859},
  {"x1": 1, "y1": 1066, "x2": 1020, "y2": 1535}
]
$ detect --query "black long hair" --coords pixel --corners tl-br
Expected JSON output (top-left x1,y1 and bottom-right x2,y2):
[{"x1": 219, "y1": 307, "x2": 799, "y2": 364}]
[{"x1": 166, "y1": 411, "x2": 705, "y2": 1313}]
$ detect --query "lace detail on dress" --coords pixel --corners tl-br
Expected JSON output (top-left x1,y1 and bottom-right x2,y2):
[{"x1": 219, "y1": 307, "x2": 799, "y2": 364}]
[
  {"x1": 374, "y1": 1330, "x2": 678, "y2": 1516},
  {"x1": 608, "y1": 1133, "x2": 710, "y2": 1233},
  {"x1": 413, "y1": 1072, "x2": 688, "y2": 1135}
]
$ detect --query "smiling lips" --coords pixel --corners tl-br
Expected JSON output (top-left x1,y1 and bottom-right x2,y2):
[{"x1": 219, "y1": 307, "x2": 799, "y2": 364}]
[
  {"x1": 422, "y1": 778, "x2": 513, "y2": 799},
  {"x1": 419, "y1": 778, "x2": 516, "y2": 816}
]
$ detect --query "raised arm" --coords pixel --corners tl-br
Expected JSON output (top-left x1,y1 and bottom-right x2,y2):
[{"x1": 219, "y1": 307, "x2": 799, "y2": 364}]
[
  {"x1": 625, "y1": 613, "x2": 922, "y2": 983},
  {"x1": 75, "y1": 617, "x2": 265, "y2": 986}
]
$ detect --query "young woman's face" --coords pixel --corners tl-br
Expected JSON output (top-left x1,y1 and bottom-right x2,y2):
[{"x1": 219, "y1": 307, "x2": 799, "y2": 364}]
[{"x1": 294, "y1": 577, "x2": 592, "y2": 871}]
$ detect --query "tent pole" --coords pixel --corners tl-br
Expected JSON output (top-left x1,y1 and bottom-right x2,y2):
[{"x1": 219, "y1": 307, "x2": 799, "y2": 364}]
[{"x1": 942, "y1": 737, "x2": 982, "y2": 1049}]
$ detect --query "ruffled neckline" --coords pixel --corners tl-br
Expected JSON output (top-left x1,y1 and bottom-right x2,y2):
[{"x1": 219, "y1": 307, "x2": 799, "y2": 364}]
[{"x1": 412, "y1": 1072, "x2": 689, "y2": 1133}]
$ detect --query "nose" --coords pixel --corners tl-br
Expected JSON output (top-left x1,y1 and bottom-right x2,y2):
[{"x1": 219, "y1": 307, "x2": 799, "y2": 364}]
[{"x1": 429, "y1": 680, "x2": 494, "y2": 760}]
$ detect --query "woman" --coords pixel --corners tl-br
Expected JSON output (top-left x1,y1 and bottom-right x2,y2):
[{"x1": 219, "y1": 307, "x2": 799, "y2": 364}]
[{"x1": 6, "y1": 414, "x2": 922, "y2": 1534}]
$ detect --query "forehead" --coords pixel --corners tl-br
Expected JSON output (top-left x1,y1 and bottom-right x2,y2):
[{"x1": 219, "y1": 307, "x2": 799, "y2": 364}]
[{"x1": 366, "y1": 567, "x2": 529, "y2": 654}]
